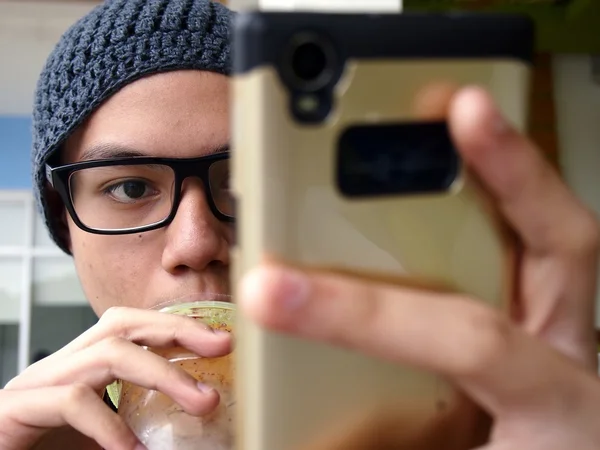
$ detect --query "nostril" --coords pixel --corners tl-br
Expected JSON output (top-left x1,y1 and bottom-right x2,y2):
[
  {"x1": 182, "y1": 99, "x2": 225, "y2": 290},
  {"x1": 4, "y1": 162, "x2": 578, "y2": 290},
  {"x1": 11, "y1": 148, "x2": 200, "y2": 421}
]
[
  {"x1": 172, "y1": 265, "x2": 189, "y2": 275},
  {"x1": 172, "y1": 260, "x2": 225, "y2": 274},
  {"x1": 207, "y1": 259, "x2": 228, "y2": 270}
]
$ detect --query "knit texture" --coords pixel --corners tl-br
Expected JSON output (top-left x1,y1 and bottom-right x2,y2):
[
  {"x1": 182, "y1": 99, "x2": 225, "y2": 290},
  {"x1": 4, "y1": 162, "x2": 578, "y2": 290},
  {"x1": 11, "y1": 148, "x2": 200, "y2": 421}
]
[{"x1": 32, "y1": 0, "x2": 233, "y2": 253}]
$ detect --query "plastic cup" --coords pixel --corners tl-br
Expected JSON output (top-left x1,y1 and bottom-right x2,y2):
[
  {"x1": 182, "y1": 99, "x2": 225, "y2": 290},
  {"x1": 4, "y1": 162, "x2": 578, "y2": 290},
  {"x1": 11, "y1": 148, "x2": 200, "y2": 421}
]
[{"x1": 117, "y1": 300, "x2": 235, "y2": 450}]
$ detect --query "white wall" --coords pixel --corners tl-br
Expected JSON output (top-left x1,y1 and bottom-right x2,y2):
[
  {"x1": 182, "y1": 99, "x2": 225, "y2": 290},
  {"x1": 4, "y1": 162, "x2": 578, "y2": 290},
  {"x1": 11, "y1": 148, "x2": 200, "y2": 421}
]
[
  {"x1": 553, "y1": 56, "x2": 600, "y2": 325},
  {"x1": 0, "y1": 1, "x2": 99, "y2": 115}
]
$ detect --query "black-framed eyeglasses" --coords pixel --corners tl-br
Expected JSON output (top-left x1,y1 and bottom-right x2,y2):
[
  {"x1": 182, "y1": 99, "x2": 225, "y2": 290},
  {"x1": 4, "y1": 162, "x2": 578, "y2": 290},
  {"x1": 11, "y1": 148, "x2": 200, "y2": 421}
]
[{"x1": 45, "y1": 153, "x2": 234, "y2": 235}]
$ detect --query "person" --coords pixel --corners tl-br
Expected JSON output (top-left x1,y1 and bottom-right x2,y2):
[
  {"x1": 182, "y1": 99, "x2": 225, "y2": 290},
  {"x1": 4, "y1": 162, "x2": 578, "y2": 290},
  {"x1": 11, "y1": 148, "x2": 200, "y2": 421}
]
[{"x1": 0, "y1": 0, "x2": 598, "y2": 449}]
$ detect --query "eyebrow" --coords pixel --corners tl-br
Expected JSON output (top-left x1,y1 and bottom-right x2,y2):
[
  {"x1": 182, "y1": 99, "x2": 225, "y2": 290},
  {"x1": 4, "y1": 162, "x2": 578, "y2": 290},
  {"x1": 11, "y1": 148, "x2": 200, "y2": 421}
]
[{"x1": 79, "y1": 143, "x2": 230, "y2": 161}]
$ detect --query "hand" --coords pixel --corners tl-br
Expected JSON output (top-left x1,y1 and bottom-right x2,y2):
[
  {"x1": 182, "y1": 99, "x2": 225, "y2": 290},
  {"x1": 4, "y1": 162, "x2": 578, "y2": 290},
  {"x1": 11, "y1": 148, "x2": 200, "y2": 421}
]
[
  {"x1": 0, "y1": 307, "x2": 231, "y2": 450},
  {"x1": 240, "y1": 87, "x2": 600, "y2": 449}
]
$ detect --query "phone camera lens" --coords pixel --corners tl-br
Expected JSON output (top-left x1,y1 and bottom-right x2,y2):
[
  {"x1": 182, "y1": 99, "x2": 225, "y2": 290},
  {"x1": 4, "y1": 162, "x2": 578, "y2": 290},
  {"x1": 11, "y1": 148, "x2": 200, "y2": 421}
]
[
  {"x1": 285, "y1": 32, "x2": 336, "y2": 92},
  {"x1": 292, "y1": 41, "x2": 327, "y2": 82}
]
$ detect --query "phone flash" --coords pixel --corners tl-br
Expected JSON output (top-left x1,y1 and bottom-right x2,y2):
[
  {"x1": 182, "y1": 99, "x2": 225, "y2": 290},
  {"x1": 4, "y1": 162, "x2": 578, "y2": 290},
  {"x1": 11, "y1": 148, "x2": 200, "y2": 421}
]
[{"x1": 296, "y1": 94, "x2": 319, "y2": 112}]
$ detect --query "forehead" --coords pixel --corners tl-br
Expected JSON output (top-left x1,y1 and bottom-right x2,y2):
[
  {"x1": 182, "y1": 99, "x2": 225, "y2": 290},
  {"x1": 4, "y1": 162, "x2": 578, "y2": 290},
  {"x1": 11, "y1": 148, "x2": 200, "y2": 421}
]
[{"x1": 63, "y1": 70, "x2": 229, "y2": 163}]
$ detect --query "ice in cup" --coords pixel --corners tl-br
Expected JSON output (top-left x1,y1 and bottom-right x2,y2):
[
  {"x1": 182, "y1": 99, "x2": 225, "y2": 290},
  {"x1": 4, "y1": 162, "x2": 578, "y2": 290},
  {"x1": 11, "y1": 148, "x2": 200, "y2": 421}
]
[{"x1": 117, "y1": 300, "x2": 235, "y2": 450}]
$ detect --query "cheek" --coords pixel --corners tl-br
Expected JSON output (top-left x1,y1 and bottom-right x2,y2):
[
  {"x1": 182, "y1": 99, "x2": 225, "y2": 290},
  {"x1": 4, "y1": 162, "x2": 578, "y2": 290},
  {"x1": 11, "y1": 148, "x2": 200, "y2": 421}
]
[{"x1": 68, "y1": 224, "x2": 162, "y2": 313}]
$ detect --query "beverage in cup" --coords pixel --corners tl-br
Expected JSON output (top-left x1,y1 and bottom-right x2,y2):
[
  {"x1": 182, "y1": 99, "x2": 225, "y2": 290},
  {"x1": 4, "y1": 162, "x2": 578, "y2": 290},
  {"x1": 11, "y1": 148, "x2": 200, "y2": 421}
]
[{"x1": 116, "y1": 300, "x2": 235, "y2": 450}]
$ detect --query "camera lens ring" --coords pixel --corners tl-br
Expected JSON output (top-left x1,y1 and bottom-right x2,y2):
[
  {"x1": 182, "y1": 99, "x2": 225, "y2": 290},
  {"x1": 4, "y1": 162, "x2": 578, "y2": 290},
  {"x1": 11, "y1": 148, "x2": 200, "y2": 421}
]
[{"x1": 283, "y1": 31, "x2": 337, "y2": 92}]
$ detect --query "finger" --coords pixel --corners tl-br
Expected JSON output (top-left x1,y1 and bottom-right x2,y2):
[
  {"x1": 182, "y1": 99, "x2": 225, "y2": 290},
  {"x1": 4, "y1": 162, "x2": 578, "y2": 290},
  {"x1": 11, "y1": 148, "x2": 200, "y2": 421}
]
[
  {"x1": 449, "y1": 86, "x2": 599, "y2": 257},
  {"x1": 412, "y1": 81, "x2": 459, "y2": 120},
  {"x1": 0, "y1": 385, "x2": 143, "y2": 450},
  {"x1": 53, "y1": 306, "x2": 232, "y2": 358},
  {"x1": 239, "y1": 264, "x2": 594, "y2": 415},
  {"x1": 449, "y1": 87, "x2": 600, "y2": 367},
  {"x1": 8, "y1": 337, "x2": 220, "y2": 417}
]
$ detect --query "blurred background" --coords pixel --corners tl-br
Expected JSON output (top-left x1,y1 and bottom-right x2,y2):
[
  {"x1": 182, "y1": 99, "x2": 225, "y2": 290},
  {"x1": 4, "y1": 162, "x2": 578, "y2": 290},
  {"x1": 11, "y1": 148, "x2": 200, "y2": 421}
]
[
  {"x1": 0, "y1": 0, "x2": 101, "y2": 389},
  {"x1": 0, "y1": 0, "x2": 599, "y2": 387}
]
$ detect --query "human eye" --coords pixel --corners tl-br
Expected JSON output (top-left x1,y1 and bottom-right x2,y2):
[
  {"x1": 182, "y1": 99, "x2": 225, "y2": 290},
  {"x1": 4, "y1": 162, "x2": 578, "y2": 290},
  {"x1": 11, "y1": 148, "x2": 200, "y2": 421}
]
[{"x1": 103, "y1": 179, "x2": 157, "y2": 203}]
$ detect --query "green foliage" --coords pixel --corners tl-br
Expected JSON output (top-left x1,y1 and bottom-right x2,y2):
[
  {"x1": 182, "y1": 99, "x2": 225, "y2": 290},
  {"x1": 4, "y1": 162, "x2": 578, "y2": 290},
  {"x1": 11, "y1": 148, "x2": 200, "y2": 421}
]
[{"x1": 405, "y1": 0, "x2": 600, "y2": 52}]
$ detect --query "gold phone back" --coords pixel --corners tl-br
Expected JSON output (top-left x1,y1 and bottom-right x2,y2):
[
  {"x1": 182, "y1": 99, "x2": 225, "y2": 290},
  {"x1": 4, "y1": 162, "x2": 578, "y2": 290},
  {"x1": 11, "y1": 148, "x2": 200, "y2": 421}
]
[{"x1": 233, "y1": 58, "x2": 529, "y2": 450}]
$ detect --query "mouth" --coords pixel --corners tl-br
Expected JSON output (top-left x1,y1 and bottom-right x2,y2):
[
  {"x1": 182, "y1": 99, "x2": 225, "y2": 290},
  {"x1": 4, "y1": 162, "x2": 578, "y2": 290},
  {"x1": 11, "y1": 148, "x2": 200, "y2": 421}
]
[{"x1": 149, "y1": 292, "x2": 233, "y2": 311}]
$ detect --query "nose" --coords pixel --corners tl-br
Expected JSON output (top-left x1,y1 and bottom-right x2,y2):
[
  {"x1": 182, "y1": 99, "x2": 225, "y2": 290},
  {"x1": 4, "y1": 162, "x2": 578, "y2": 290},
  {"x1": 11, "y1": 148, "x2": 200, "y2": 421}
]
[{"x1": 161, "y1": 178, "x2": 231, "y2": 274}]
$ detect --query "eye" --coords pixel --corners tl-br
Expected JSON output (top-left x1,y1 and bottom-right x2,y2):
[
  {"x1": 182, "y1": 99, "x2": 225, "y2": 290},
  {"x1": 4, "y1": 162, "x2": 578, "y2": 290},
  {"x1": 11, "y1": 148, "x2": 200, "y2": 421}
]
[{"x1": 105, "y1": 180, "x2": 155, "y2": 203}]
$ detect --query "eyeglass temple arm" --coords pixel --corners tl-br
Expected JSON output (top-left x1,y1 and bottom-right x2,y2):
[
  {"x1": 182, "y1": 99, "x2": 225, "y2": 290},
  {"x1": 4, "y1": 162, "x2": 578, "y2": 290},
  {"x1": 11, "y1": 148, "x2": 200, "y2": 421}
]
[{"x1": 45, "y1": 165, "x2": 55, "y2": 187}]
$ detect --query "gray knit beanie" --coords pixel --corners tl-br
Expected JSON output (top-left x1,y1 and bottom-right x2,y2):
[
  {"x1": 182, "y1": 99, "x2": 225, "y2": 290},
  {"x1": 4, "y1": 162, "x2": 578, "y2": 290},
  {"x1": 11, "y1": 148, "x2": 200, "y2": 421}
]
[{"x1": 31, "y1": 0, "x2": 233, "y2": 254}]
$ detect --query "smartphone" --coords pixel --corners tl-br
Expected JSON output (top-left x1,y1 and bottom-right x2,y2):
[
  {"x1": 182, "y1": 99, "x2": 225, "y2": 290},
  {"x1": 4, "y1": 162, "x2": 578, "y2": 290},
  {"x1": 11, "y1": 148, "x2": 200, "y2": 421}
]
[{"x1": 231, "y1": 11, "x2": 533, "y2": 450}]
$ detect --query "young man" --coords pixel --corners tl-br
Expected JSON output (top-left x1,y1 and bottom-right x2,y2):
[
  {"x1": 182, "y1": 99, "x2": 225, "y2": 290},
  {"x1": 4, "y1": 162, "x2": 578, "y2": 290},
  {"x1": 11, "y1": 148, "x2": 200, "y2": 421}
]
[{"x1": 0, "y1": 0, "x2": 599, "y2": 449}]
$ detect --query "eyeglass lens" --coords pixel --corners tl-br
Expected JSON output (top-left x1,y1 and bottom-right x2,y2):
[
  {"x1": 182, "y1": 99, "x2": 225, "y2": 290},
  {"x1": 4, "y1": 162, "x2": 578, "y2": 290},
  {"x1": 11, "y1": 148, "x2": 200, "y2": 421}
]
[{"x1": 68, "y1": 160, "x2": 232, "y2": 231}]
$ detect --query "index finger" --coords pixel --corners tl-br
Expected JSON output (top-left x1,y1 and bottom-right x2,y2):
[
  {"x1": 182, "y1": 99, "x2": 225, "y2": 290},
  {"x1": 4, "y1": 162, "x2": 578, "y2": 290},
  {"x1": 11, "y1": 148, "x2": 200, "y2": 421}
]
[
  {"x1": 56, "y1": 306, "x2": 232, "y2": 357},
  {"x1": 449, "y1": 88, "x2": 599, "y2": 367},
  {"x1": 449, "y1": 87, "x2": 599, "y2": 256}
]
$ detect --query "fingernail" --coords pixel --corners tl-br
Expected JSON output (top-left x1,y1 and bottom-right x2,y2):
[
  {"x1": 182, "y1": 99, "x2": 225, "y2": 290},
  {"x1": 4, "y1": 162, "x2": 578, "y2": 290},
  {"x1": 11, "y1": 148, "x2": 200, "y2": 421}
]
[
  {"x1": 463, "y1": 86, "x2": 512, "y2": 137},
  {"x1": 197, "y1": 382, "x2": 216, "y2": 394},
  {"x1": 276, "y1": 268, "x2": 311, "y2": 311}
]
